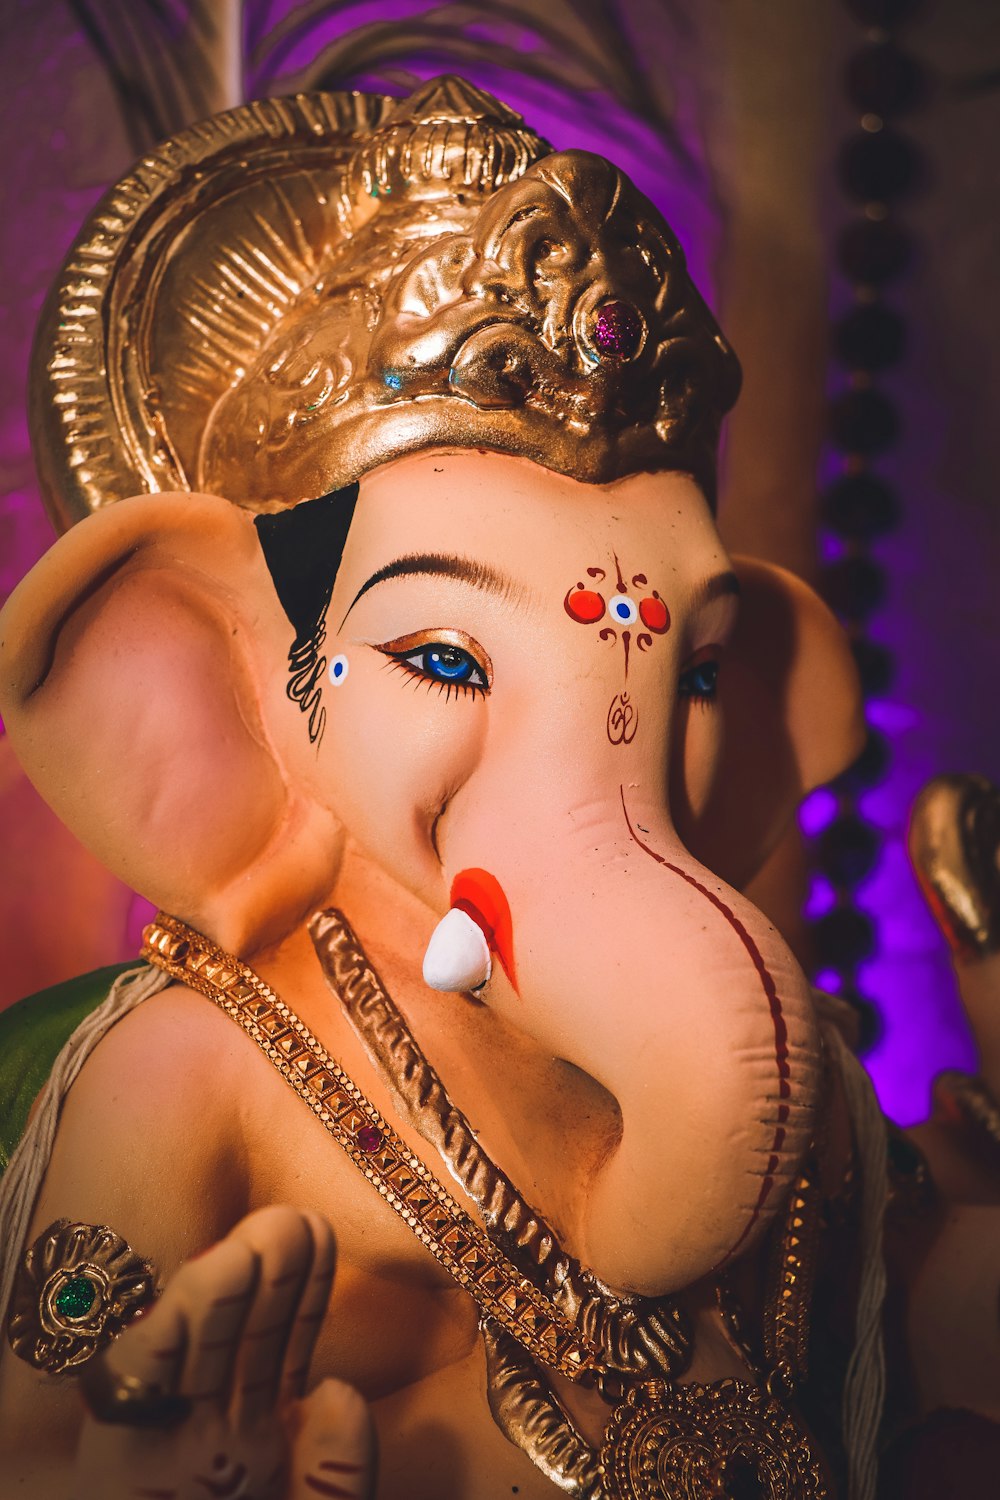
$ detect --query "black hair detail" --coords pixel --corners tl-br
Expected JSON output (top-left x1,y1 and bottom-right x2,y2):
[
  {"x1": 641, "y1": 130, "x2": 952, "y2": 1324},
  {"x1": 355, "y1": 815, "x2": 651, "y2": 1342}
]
[{"x1": 254, "y1": 483, "x2": 360, "y2": 746}]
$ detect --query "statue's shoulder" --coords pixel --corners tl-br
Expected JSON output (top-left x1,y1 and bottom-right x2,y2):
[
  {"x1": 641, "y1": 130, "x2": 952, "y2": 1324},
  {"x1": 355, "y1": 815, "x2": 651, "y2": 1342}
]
[{"x1": 0, "y1": 963, "x2": 135, "y2": 1176}]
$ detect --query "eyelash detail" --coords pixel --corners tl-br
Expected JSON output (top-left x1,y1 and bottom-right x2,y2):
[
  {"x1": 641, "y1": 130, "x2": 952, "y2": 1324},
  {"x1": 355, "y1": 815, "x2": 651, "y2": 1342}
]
[
  {"x1": 678, "y1": 651, "x2": 720, "y2": 704},
  {"x1": 374, "y1": 630, "x2": 491, "y2": 700}
]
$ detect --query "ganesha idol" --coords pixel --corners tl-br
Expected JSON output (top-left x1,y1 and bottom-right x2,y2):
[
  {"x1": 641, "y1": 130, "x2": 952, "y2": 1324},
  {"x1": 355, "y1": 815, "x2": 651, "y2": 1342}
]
[{"x1": 0, "y1": 73, "x2": 998, "y2": 1500}]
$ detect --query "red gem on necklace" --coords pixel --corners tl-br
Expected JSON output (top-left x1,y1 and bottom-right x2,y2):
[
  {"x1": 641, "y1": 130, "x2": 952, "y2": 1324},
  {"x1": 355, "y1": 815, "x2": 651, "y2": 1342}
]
[{"x1": 356, "y1": 1125, "x2": 383, "y2": 1153}]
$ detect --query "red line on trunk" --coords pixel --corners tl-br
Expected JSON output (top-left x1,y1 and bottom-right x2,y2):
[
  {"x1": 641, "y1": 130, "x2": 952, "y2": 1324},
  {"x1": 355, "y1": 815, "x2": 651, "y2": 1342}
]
[{"x1": 619, "y1": 787, "x2": 790, "y2": 1265}]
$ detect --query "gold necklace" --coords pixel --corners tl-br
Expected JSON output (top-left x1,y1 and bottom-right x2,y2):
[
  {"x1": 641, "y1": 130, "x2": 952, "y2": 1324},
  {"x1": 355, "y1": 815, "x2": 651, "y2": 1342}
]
[
  {"x1": 142, "y1": 911, "x2": 830, "y2": 1498},
  {"x1": 602, "y1": 1162, "x2": 830, "y2": 1500},
  {"x1": 142, "y1": 913, "x2": 601, "y2": 1381},
  {"x1": 309, "y1": 907, "x2": 692, "y2": 1381},
  {"x1": 599, "y1": 1376, "x2": 830, "y2": 1499}
]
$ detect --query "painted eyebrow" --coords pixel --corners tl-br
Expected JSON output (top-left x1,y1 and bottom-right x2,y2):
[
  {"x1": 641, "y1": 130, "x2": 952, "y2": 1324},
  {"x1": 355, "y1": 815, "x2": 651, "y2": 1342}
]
[
  {"x1": 340, "y1": 552, "x2": 526, "y2": 628},
  {"x1": 695, "y1": 570, "x2": 741, "y2": 608}
]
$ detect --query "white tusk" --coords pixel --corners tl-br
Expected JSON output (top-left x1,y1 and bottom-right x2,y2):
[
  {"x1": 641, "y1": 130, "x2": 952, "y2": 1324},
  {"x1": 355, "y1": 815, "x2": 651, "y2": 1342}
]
[{"x1": 422, "y1": 908, "x2": 492, "y2": 994}]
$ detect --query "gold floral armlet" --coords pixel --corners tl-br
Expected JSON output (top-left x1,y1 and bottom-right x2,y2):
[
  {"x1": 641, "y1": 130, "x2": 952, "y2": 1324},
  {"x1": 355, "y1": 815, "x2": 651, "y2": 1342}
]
[{"x1": 6, "y1": 1219, "x2": 158, "y2": 1375}]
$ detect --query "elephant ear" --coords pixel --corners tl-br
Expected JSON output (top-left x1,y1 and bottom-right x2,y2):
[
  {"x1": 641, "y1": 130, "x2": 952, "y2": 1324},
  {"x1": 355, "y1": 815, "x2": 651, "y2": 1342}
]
[
  {"x1": 0, "y1": 493, "x2": 341, "y2": 956},
  {"x1": 673, "y1": 554, "x2": 865, "y2": 891}
]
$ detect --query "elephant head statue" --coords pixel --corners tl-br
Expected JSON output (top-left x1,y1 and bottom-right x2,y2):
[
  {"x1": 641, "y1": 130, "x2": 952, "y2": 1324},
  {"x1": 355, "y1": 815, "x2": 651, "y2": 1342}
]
[
  {"x1": 0, "y1": 448, "x2": 862, "y2": 1288},
  {"x1": 0, "y1": 77, "x2": 874, "y2": 1498}
]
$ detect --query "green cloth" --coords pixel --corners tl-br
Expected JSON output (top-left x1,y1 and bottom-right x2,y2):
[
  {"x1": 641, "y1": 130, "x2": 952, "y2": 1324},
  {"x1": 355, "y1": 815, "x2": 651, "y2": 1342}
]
[{"x1": 0, "y1": 964, "x2": 134, "y2": 1177}]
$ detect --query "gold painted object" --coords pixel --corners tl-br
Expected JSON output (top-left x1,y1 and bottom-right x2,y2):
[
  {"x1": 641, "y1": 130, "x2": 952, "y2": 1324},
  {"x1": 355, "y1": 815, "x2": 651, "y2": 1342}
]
[
  {"x1": 714, "y1": 1161, "x2": 822, "y2": 1405},
  {"x1": 7, "y1": 1219, "x2": 157, "y2": 1376},
  {"x1": 762, "y1": 1158, "x2": 823, "y2": 1395},
  {"x1": 599, "y1": 1378, "x2": 829, "y2": 1499},
  {"x1": 483, "y1": 1319, "x2": 605, "y2": 1499},
  {"x1": 310, "y1": 907, "x2": 692, "y2": 1381},
  {"x1": 144, "y1": 910, "x2": 831, "y2": 1498},
  {"x1": 80, "y1": 1358, "x2": 192, "y2": 1428},
  {"x1": 33, "y1": 76, "x2": 740, "y2": 531},
  {"x1": 908, "y1": 773, "x2": 1000, "y2": 959},
  {"x1": 141, "y1": 912, "x2": 601, "y2": 1382}
]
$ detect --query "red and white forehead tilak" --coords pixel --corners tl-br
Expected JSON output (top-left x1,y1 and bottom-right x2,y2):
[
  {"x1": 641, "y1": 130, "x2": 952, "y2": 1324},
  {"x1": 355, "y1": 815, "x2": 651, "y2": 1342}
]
[{"x1": 564, "y1": 558, "x2": 670, "y2": 637}]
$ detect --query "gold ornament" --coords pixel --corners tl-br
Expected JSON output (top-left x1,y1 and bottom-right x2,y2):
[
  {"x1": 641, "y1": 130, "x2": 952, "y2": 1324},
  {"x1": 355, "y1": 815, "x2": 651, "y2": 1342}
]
[
  {"x1": 80, "y1": 1358, "x2": 191, "y2": 1428},
  {"x1": 6, "y1": 1219, "x2": 157, "y2": 1376},
  {"x1": 762, "y1": 1158, "x2": 823, "y2": 1395},
  {"x1": 143, "y1": 911, "x2": 832, "y2": 1499},
  {"x1": 141, "y1": 912, "x2": 601, "y2": 1381},
  {"x1": 599, "y1": 1378, "x2": 829, "y2": 1500},
  {"x1": 482, "y1": 1319, "x2": 605, "y2": 1499},
  {"x1": 31, "y1": 89, "x2": 392, "y2": 529},
  {"x1": 713, "y1": 1160, "x2": 820, "y2": 1403},
  {"x1": 310, "y1": 907, "x2": 691, "y2": 1381},
  {"x1": 33, "y1": 75, "x2": 740, "y2": 532},
  {"x1": 908, "y1": 773, "x2": 1000, "y2": 959}
]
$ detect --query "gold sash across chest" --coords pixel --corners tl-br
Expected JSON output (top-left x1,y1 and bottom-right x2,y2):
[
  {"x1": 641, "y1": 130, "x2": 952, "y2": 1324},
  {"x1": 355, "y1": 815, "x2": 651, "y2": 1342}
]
[
  {"x1": 142, "y1": 911, "x2": 832, "y2": 1499},
  {"x1": 142, "y1": 912, "x2": 602, "y2": 1381}
]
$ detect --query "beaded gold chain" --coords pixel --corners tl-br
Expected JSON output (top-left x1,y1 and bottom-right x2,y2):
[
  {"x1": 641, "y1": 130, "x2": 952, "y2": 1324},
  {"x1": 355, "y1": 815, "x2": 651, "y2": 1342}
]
[
  {"x1": 142, "y1": 913, "x2": 601, "y2": 1381},
  {"x1": 143, "y1": 910, "x2": 825, "y2": 1405}
]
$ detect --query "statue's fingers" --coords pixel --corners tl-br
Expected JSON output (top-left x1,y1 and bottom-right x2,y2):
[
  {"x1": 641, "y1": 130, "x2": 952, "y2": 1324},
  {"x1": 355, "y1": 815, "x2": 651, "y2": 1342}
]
[
  {"x1": 229, "y1": 1205, "x2": 316, "y2": 1428},
  {"x1": 169, "y1": 1236, "x2": 259, "y2": 1410},
  {"x1": 289, "y1": 1378, "x2": 376, "y2": 1500},
  {"x1": 73, "y1": 1300, "x2": 188, "y2": 1499},
  {"x1": 280, "y1": 1211, "x2": 336, "y2": 1402},
  {"x1": 80, "y1": 1295, "x2": 188, "y2": 1424}
]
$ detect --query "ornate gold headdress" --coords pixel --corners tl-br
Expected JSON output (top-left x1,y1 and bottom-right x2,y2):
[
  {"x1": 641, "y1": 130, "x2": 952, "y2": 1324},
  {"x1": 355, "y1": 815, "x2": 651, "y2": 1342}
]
[{"x1": 31, "y1": 76, "x2": 740, "y2": 531}]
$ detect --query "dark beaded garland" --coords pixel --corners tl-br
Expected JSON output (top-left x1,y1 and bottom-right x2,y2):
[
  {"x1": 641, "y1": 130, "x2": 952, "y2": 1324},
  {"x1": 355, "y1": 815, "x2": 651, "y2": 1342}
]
[
  {"x1": 807, "y1": 1, "x2": 923, "y2": 1043},
  {"x1": 821, "y1": 555, "x2": 886, "y2": 618},
  {"x1": 837, "y1": 219, "x2": 913, "y2": 285},
  {"x1": 814, "y1": 907, "x2": 878, "y2": 970},
  {"x1": 823, "y1": 473, "x2": 900, "y2": 539},
  {"x1": 846, "y1": 43, "x2": 923, "y2": 116},
  {"x1": 851, "y1": 640, "x2": 895, "y2": 698},
  {"x1": 840, "y1": 987, "x2": 884, "y2": 1052},
  {"x1": 833, "y1": 307, "x2": 906, "y2": 373},
  {"x1": 829, "y1": 389, "x2": 901, "y2": 455},
  {"x1": 838, "y1": 128, "x2": 921, "y2": 202},
  {"x1": 833, "y1": 728, "x2": 891, "y2": 795},
  {"x1": 818, "y1": 815, "x2": 882, "y2": 886},
  {"x1": 843, "y1": 0, "x2": 921, "y2": 26}
]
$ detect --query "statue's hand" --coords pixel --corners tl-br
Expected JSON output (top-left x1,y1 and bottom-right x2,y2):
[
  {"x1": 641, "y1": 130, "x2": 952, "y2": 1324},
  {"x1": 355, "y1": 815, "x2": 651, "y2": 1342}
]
[{"x1": 72, "y1": 1206, "x2": 374, "y2": 1500}]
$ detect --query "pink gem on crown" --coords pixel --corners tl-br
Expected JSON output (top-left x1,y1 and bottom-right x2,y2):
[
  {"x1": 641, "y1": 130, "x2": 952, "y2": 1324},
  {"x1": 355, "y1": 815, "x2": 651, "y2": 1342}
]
[{"x1": 592, "y1": 300, "x2": 644, "y2": 360}]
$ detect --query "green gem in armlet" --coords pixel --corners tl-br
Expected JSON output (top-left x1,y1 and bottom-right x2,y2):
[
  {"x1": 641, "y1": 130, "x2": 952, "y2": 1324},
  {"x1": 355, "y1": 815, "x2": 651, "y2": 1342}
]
[
  {"x1": 53, "y1": 1274, "x2": 99, "y2": 1322},
  {"x1": 7, "y1": 1219, "x2": 158, "y2": 1375}
]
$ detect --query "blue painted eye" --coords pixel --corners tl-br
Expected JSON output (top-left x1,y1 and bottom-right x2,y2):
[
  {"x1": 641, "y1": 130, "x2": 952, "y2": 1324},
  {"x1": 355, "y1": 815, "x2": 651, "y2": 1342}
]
[
  {"x1": 425, "y1": 647, "x2": 475, "y2": 681},
  {"x1": 396, "y1": 643, "x2": 489, "y2": 693},
  {"x1": 678, "y1": 659, "x2": 719, "y2": 700}
]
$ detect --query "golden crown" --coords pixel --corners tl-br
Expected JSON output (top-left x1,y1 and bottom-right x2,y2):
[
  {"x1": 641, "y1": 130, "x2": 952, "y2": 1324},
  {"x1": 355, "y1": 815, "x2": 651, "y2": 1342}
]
[{"x1": 31, "y1": 76, "x2": 740, "y2": 529}]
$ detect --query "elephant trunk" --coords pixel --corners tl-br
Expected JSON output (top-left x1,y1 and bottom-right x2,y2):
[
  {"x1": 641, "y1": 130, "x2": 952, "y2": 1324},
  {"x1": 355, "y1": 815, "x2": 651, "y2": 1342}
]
[{"x1": 439, "y1": 783, "x2": 821, "y2": 1298}]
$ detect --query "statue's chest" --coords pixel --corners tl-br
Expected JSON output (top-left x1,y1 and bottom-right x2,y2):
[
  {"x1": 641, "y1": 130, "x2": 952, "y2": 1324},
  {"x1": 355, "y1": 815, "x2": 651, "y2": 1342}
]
[
  {"x1": 234, "y1": 1057, "x2": 607, "y2": 1494},
  {"x1": 242, "y1": 1054, "x2": 483, "y2": 1380}
]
